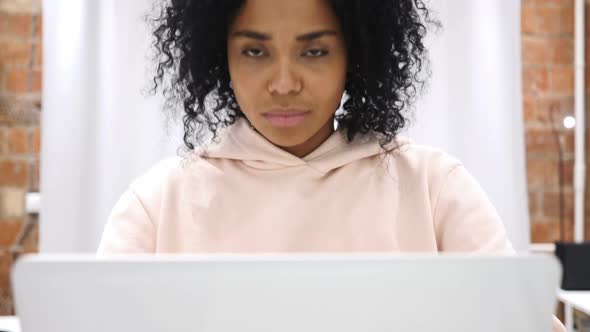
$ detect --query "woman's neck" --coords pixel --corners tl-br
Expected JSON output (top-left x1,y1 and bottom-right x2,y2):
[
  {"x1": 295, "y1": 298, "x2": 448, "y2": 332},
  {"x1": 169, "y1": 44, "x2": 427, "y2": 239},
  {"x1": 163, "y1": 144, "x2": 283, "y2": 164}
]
[{"x1": 281, "y1": 118, "x2": 335, "y2": 158}]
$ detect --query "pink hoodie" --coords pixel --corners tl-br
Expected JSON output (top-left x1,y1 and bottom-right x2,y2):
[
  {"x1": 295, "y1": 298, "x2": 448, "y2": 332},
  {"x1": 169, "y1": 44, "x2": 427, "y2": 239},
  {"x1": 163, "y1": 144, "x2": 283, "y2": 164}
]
[{"x1": 97, "y1": 118, "x2": 565, "y2": 331}]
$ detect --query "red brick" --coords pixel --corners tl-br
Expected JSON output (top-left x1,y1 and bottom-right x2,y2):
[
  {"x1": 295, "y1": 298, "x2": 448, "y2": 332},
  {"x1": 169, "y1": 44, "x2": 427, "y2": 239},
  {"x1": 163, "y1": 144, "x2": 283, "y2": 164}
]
[
  {"x1": 0, "y1": 251, "x2": 11, "y2": 281},
  {"x1": 529, "y1": 191, "x2": 541, "y2": 218},
  {"x1": 531, "y1": 220, "x2": 557, "y2": 243},
  {"x1": 0, "y1": 129, "x2": 4, "y2": 156},
  {"x1": 0, "y1": 160, "x2": 29, "y2": 186},
  {"x1": 526, "y1": 157, "x2": 559, "y2": 189},
  {"x1": 563, "y1": 158, "x2": 574, "y2": 187},
  {"x1": 6, "y1": 14, "x2": 32, "y2": 38},
  {"x1": 523, "y1": 96, "x2": 536, "y2": 123},
  {"x1": 0, "y1": 249, "x2": 14, "y2": 315},
  {"x1": 564, "y1": 131, "x2": 575, "y2": 156},
  {"x1": 525, "y1": 128, "x2": 558, "y2": 154},
  {"x1": 6, "y1": 127, "x2": 28, "y2": 154},
  {"x1": 548, "y1": 67, "x2": 574, "y2": 95},
  {"x1": 537, "y1": 6, "x2": 565, "y2": 35},
  {"x1": 522, "y1": 5, "x2": 538, "y2": 35},
  {"x1": 522, "y1": 37, "x2": 573, "y2": 66},
  {"x1": 542, "y1": 191, "x2": 574, "y2": 220},
  {"x1": 0, "y1": 12, "x2": 6, "y2": 35},
  {"x1": 0, "y1": 219, "x2": 23, "y2": 247},
  {"x1": 29, "y1": 159, "x2": 40, "y2": 191},
  {"x1": 31, "y1": 69, "x2": 42, "y2": 92},
  {"x1": 0, "y1": 41, "x2": 31, "y2": 66},
  {"x1": 6, "y1": 68, "x2": 28, "y2": 93},
  {"x1": 562, "y1": 4, "x2": 574, "y2": 35},
  {"x1": 522, "y1": 37, "x2": 549, "y2": 65},
  {"x1": 35, "y1": 41, "x2": 42, "y2": 67},
  {"x1": 525, "y1": 127, "x2": 574, "y2": 155},
  {"x1": 21, "y1": 218, "x2": 38, "y2": 253},
  {"x1": 540, "y1": 0, "x2": 571, "y2": 5},
  {"x1": 34, "y1": 14, "x2": 42, "y2": 40},
  {"x1": 550, "y1": 38, "x2": 574, "y2": 65},
  {"x1": 531, "y1": 220, "x2": 573, "y2": 243},
  {"x1": 532, "y1": 97, "x2": 574, "y2": 126},
  {"x1": 31, "y1": 127, "x2": 40, "y2": 154},
  {"x1": 523, "y1": 67, "x2": 549, "y2": 96},
  {"x1": 0, "y1": 250, "x2": 12, "y2": 287}
]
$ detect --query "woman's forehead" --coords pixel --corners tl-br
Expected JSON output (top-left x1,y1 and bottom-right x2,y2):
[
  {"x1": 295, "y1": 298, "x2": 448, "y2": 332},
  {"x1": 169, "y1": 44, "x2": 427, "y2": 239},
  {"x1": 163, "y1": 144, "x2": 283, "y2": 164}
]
[{"x1": 229, "y1": 0, "x2": 341, "y2": 34}]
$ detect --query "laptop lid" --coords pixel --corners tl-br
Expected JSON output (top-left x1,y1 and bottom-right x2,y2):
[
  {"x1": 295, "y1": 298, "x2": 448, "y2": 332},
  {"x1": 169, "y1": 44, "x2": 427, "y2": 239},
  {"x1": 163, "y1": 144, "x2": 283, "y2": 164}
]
[{"x1": 11, "y1": 254, "x2": 561, "y2": 332}]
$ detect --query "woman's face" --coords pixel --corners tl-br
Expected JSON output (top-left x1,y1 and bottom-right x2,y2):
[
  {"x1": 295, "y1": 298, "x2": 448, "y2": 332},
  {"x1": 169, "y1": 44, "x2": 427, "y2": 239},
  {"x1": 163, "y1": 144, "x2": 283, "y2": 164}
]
[{"x1": 227, "y1": 0, "x2": 347, "y2": 157}]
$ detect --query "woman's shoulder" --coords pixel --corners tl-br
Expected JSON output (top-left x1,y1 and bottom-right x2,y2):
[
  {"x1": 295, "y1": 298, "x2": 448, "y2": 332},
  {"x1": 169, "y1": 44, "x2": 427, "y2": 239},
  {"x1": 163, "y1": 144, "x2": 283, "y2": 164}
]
[
  {"x1": 127, "y1": 152, "x2": 211, "y2": 198},
  {"x1": 388, "y1": 136, "x2": 464, "y2": 180}
]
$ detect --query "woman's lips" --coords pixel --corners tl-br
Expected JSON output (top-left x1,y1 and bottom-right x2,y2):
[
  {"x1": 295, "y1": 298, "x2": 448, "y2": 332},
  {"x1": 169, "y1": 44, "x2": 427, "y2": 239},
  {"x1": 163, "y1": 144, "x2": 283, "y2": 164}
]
[{"x1": 262, "y1": 109, "x2": 310, "y2": 128}]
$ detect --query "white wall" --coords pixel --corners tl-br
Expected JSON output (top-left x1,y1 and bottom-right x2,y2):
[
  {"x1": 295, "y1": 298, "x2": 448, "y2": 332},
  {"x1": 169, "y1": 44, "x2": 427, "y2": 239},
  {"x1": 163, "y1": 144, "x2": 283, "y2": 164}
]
[
  {"x1": 407, "y1": 0, "x2": 530, "y2": 250},
  {"x1": 41, "y1": 0, "x2": 182, "y2": 252}
]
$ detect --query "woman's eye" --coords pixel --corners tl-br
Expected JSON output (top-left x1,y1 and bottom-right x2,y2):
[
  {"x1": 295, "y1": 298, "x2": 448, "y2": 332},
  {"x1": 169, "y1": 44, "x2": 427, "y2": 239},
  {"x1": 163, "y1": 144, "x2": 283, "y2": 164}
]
[
  {"x1": 241, "y1": 48, "x2": 328, "y2": 58},
  {"x1": 242, "y1": 48, "x2": 265, "y2": 57},
  {"x1": 303, "y1": 49, "x2": 329, "y2": 57}
]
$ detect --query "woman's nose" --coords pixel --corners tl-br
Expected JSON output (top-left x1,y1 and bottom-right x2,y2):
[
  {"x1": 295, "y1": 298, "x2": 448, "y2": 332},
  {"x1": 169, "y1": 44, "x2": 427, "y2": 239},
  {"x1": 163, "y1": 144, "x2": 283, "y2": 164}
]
[{"x1": 267, "y1": 59, "x2": 302, "y2": 95}]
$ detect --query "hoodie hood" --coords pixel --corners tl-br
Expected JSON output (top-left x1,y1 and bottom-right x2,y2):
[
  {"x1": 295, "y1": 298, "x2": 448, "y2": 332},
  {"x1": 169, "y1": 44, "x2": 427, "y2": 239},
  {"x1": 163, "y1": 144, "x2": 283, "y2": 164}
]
[{"x1": 199, "y1": 117, "x2": 408, "y2": 175}]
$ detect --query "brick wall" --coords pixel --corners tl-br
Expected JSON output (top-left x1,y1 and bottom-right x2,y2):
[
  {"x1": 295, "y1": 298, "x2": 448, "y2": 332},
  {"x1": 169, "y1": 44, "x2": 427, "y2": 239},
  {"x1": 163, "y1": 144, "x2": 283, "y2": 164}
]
[
  {"x1": 0, "y1": 0, "x2": 42, "y2": 315},
  {"x1": 522, "y1": 0, "x2": 590, "y2": 242}
]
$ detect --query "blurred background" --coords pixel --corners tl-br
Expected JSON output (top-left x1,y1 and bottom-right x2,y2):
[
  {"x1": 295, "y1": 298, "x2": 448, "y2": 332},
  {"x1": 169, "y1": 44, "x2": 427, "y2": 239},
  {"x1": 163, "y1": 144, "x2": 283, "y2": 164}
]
[{"x1": 0, "y1": 0, "x2": 589, "y2": 320}]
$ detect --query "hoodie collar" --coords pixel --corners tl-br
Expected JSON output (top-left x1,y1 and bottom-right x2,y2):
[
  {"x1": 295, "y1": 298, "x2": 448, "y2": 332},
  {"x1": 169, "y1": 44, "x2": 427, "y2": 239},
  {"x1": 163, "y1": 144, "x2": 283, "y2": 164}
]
[{"x1": 199, "y1": 117, "x2": 403, "y2": 175}]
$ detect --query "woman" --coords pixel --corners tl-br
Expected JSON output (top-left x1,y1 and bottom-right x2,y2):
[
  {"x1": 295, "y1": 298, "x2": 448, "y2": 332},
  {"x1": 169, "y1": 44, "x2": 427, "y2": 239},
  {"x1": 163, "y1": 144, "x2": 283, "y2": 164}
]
[{"x1": 98, "y1": 1, "x2": 564, "y2": 330}]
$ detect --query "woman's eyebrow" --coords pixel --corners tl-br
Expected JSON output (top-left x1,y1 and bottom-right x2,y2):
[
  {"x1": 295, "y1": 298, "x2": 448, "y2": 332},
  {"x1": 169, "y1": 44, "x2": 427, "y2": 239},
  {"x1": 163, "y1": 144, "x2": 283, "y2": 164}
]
[
  {"x1": 296, "y1": 30, "x2": 338, "y2": 41},
  {"x1": 231, "y1": 30, "x2": 271, "y2": 41},
  {"x1": 230, "y1": 29, "x2": 338, "y2": 41}
]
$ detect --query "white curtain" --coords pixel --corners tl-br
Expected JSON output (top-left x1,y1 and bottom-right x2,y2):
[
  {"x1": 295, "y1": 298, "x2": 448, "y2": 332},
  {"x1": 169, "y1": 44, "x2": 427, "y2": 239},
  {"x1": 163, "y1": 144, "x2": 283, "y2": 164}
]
[
  {"x1": 41, "y1": 0, "x2": 182, "y2": 252},
  {"x1": 407, "y1": 0, "x2": 529, "y2": 250},
  {"x1": 41, "y1": 0, "x2": 529, "y2": 252}
]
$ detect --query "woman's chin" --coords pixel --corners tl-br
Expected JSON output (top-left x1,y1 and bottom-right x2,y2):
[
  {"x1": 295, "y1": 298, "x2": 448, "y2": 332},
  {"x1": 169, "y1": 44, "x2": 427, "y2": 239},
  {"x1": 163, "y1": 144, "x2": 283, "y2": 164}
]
[{"x1": 264, "y1": 132, "x2": 311, "y2": 150}]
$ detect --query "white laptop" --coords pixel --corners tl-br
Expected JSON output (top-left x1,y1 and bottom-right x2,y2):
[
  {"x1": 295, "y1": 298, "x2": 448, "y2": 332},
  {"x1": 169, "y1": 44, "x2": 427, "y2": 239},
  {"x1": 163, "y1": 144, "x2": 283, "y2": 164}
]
[{"x1": 11, "y1": 254, "x2": 561, "y2": 332}]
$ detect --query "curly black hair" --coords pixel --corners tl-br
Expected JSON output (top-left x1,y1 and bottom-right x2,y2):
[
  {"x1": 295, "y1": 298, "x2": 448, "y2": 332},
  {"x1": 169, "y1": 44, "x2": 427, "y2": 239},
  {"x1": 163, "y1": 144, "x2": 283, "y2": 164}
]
[{"x1": 149, "y1": 0, "x2": 439, "y2": 151}]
